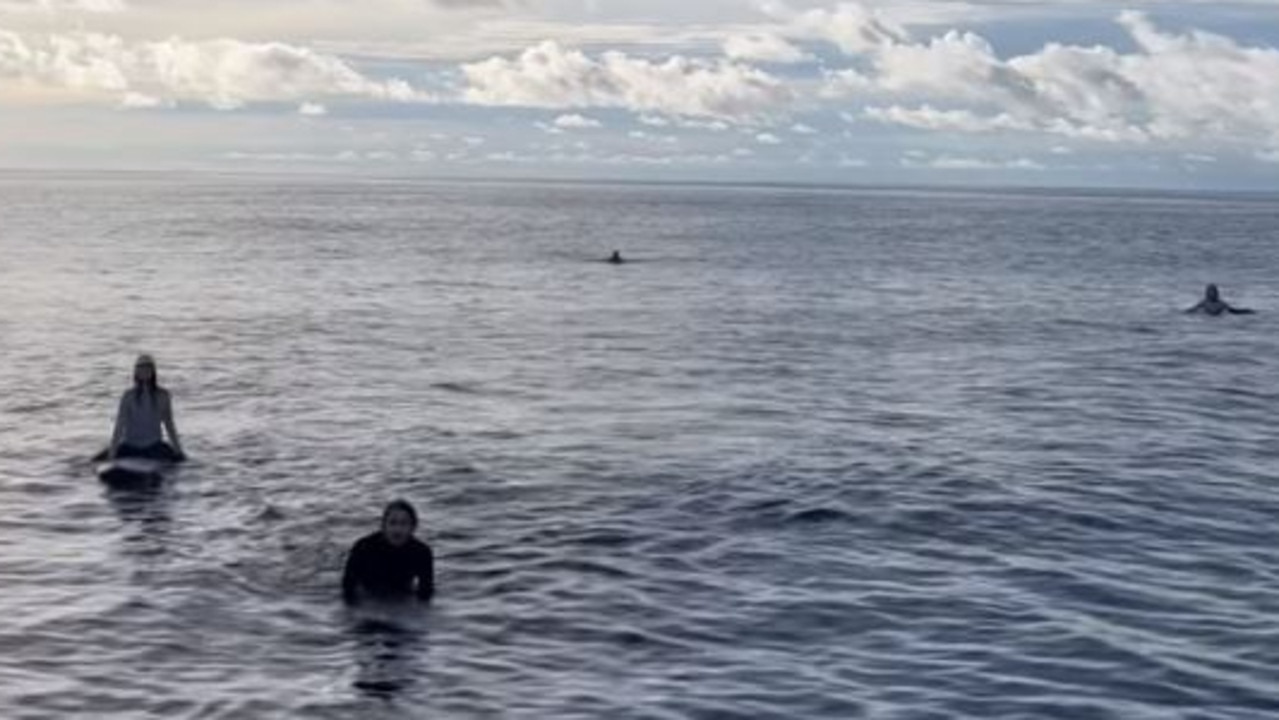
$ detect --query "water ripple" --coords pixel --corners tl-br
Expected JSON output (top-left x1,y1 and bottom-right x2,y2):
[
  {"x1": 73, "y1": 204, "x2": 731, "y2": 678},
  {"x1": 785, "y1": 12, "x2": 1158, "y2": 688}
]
[{"x1": 3, "y1": 176, "x2": 1279, "y2": 717}]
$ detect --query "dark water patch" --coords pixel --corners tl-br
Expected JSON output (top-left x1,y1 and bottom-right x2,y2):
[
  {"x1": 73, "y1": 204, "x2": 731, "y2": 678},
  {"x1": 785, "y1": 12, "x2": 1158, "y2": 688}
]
[
  {"x1": 529, "y1": 557, "x2": 637, "y2": 581},
  {"x1": 4, "y1": 399, "x2": 64, "y2": 415},
  {"x1": 784, "y1": 506, "x2": 855, "y2": 525},
  {"x1": 430, "y1": 381, "x2": 483, "y2": 395}
]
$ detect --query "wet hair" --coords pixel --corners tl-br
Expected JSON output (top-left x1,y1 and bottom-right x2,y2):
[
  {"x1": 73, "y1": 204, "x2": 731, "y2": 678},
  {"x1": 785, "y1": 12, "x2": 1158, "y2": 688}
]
[
  {"x1": 133, "y1": 355, "x2": 159, "y2": 399},
  {"x1": 381, "y1": 499, "x2": 419, "y2": 531},
  {"x1": 1205, "y1": 284, "x2": 1220, "y2": 301}
]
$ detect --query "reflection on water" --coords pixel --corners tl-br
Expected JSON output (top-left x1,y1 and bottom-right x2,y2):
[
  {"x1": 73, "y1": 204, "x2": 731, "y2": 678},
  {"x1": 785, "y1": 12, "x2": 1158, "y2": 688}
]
[
  {"x1": 346, "y1": 605, "x2": 431, "y2": 701},
  {"x1": 102, "y1": 464, "x2": 181, "y2": 560},
  {"x1": 107, "y1": 488, "x2": 172, "y2": 558}
]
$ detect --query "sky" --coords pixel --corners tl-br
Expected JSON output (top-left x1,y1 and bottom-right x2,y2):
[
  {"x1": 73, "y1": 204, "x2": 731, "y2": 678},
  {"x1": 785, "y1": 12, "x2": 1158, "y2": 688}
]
[{"x1": 1, "y1": 0, "x2": 1278, "y2": 189}]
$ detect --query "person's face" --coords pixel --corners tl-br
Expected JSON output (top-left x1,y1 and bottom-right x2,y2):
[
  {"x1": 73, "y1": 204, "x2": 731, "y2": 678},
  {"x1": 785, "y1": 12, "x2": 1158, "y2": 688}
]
[
  {"x1": 1206, "y1": 285, "x2": 1220, "y2": 302},
  {"x1": 134, "y1": 363, "x2": 155, "y2": 383},
  {"x1": 382, "y1": 509, "x2": 414, "y2": 546}
]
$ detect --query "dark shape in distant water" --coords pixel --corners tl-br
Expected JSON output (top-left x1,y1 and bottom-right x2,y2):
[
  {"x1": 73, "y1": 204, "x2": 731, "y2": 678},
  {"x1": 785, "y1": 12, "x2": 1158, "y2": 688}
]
[
  {"x1": 607, "y1": 250, "x2": 624, "y2": 264},
  {"x1": 1185, "y1": 283, "x2": 1254, "y2": 316}
]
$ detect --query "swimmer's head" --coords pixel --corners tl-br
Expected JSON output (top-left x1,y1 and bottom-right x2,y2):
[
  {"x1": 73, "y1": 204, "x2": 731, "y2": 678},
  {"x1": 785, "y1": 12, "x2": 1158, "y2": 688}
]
[
  {"x1": 1205, "y1": 284, "x2": 1220, "y2": 302},
  {"x1": 133, "y1": 354, "x2": 157, "y2": 387},
  {"x1": 381, "y1": 499, "x2": 419, "y2": 546}
]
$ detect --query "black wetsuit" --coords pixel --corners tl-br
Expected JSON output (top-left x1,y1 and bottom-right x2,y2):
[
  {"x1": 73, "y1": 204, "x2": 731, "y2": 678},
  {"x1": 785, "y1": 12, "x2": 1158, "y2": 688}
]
[{"x1": 342, "y1": 532, "x2": 434, "y2": 604}]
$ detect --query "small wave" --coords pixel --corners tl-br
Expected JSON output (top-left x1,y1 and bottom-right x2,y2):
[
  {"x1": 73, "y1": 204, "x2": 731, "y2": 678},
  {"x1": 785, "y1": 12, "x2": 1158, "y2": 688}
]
[
  {"x1": 531, "y1": 557, "x2": 636, "y2": 580},
  {"x1": 785, "y1": 506, "x2": 855, "y2": 524},
  {"x1": 4, "y1": 400, "x2": 62, "y2": 415},
  {"x1": 430, "y1": 382, "x2": 481, "y2": 395},
  {"x1": 255, "y1": 505, "x2": 287, "y2": 522},
  {"x1": 566, "y1": 528, "x2": 640, "y2": 549}
]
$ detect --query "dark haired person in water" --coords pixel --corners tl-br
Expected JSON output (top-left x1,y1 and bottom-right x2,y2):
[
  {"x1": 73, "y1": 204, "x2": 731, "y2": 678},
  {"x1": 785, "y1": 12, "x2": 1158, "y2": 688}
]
[
  {"x1": 607, "y1": 250, "x2": 624, "y2": 264},
  {"x1": 1185, "y1": 284, "x2": 1254, "y2": 316},
  {"x1": 100, "y1": 354, "x2": 186, "y2": 461},
  {"x1": 343, "y1": 500, "x2": 435, "y2": 604}
]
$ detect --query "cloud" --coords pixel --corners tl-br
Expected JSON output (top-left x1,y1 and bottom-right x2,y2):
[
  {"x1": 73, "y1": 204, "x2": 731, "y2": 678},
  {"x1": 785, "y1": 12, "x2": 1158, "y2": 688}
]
[
  {"x1": 553, "y1": 112, "x2": 602, "y2": 129},
  {"x1": 627, "y1": 129, "x2": 677, "y2": 144},
  {"x1": 0, "y1": 29, "x2": 432, "y2": 108},
  {"x1": 120, "y1": 90, "x2": 165, "y2": 108},
  {"x1": 6, "y1": 0, "x2": 1279, "y2": 180},
  {"x1": 821, "y1": 10, "x2": 1279, "y2": 150},
  {"x1": 222, "y1": 149, "x2": 364, "y2": 163},
  {"x1": 863, "y1": 105, "x2": 1034, "y2": 134},
  {"x1": 678, "y1": 117, "x2": 731, "y2": 131},
  {"x1": 781, "y1": 2, "x2": 907, "y2": 55},
  {"x1": 0, "y1": 0, "x2": 499, "y2": 14},
  {"x1": 722, "y1": 32, "x2": 809, "y2": 64},
  {"x1": 901, "y1": 152, "x2": 1045, "y2": 170},
  {"x1": 0, "y1": 0, "x2": 125, "y2": 13},
  {"x1": 430, "y1": 0, "x2": 506, "y2": 7},
  {"x1": 459, "y1": 40, "x2": 793, "y2": 123}
]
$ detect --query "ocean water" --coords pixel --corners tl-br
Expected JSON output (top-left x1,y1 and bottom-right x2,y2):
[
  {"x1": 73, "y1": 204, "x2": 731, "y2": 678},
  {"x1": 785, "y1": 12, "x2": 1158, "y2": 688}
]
[{"x1": 2, "y1": 172, "x2": 1279, "y2": 719}]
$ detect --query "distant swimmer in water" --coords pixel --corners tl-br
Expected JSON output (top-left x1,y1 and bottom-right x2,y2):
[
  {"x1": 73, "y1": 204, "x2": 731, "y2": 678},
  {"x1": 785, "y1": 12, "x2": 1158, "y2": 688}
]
[
  {"x1": 343, "y1": 500, "x2": 435, "y2": 604},
  {"x1": 1185, "y1": 284, "x2": 1254, "y2": 316},
  {"x1": 607, "y1": 250, "x2": 624, "y2": 264},
  {"x1": 98, "y1": 354, "x2": 186, "y2": 462}
]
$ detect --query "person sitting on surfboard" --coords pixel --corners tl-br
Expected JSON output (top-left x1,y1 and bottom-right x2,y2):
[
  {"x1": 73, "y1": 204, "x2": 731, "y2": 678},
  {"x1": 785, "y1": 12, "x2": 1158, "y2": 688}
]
[
  {"x1": 343, "y1": 500, "x2": 435, "y2": 605},
  {"x1": 607, "y1": 250, "x2": 624, "y2": 264},
  {"x1": 101, "y1": 354, "x2": 186, "y2": 462},
  {"x1": 1185, "y1": 284, "x2": 1254, "y2": 316}
]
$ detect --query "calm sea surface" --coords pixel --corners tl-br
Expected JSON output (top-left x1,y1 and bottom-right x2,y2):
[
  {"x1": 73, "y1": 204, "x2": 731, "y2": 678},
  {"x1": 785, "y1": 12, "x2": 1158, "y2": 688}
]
[{"x1": 2, "y1": 173, "x2": 1279, "y2": 719}]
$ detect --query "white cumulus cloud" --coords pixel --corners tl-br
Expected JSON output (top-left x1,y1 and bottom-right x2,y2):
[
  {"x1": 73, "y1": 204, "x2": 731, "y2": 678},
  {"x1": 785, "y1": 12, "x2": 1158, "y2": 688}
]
[
  {"x1": 0, "y1": 29, "x2": 432, "y2": 108},
  {"x1": 821, "y1": 10, "x2": 1279, "y2": 151},
  {"x1": 783, "y1": 2, "x2": 907, "y2": 56},
  {"x1": 722, "y1": 32, "x2": 810, "y2": 64},
  {"x1": 902, "y1": 153, "x2": 1046, "y2": 170},
  {"x1": 120, "y1": 90, "x2": 165, "y2": 108},
  {"x1": 0, "y1": 0, "x2": 125, "y2": 13},
  {"x1": 863, "y1": 105, "x2": 1034, "y2": 134},
  {"x1": 553, "y1": 112, "x2": 602, "y2": 129},
  {"x1": 459, "y1": 40, "x2": 792, "y2": 123}
]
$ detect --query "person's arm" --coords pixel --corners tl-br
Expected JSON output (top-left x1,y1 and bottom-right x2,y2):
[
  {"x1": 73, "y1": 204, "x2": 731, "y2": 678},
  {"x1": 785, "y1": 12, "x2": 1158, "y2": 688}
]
[
  {"x1": 1227, "y1": 305, "x2": 1255, "y2": 315},
  {"x1": 160, "y1": 391, "x2": 185, "y2": 459},
  {"x1": 342, "y1": 541, "x2": 363, "y2": 605},
  {"x1": 1184, "y1": 301, "x2": 1205, "y2": 314},
  {"x1": 416, "y1": 544, "x2": 435, "y2": 602},
  {"x1": 108, "y1": 394, "x2": 129, "y2": 458}
]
